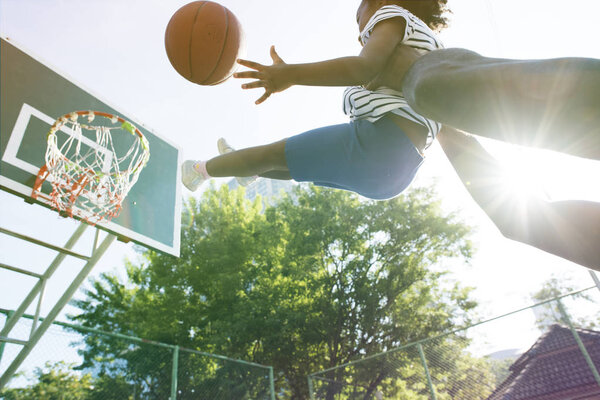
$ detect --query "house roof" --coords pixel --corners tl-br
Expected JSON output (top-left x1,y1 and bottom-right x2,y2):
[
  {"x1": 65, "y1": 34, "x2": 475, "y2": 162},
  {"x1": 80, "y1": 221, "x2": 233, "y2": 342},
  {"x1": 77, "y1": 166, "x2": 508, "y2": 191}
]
[{"x1": 487, "y1": 324, "x2": 600, "y2": 400}]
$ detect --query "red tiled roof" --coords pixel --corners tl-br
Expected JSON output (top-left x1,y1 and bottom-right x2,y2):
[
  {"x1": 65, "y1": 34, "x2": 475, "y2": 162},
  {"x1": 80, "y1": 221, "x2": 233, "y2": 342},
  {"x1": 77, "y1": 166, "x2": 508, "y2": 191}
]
[{"x1": 487, "y1": 325, "x2": 600, "y2": 400}]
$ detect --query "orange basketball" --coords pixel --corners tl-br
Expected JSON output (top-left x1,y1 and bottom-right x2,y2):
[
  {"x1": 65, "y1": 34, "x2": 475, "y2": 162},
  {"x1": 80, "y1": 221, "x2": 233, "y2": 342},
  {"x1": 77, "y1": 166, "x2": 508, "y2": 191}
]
[{"x1": 165, "y1": 1, "x2": 245, "y2": 85}]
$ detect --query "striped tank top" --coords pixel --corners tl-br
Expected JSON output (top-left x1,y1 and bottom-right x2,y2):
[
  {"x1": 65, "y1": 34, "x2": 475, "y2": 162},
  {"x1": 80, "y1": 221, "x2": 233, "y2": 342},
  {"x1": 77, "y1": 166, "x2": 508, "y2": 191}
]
[{"x1": 343, "y1": 5, "x2": 444, "y2": 148}]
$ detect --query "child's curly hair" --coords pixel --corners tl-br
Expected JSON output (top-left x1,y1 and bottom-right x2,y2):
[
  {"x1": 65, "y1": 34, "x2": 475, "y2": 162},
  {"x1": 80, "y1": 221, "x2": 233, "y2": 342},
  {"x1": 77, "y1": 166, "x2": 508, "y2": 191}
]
[{"x1": 384, "y1": 0, "x2": 451, "y2": 32}]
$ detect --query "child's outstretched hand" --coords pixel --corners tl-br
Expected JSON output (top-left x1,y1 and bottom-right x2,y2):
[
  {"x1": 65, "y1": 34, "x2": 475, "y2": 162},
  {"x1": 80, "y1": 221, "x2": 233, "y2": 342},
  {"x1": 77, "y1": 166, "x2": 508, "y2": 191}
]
[{"x1": 234, "y1": 46, "x2": 292, "y2": 105}]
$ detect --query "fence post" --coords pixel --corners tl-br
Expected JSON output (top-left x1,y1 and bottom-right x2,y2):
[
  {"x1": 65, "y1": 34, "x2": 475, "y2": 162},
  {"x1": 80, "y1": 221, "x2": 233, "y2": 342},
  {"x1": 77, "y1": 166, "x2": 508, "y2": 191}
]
[
  {"x1": 417, "y1": 343, "x2": 437, "y2": 400},
  {"x1": 171, "y1": 345, "x2": 179, "y2": 400},
  {"x1": 557, "y1": 300, "x2": 600, "y2": 386},
  {"x1": 268, "y1": 366, "x2": 276, "y2": 400},
  {"x1": 307, "y1": 375, "x2": 315, "y2": 400}
]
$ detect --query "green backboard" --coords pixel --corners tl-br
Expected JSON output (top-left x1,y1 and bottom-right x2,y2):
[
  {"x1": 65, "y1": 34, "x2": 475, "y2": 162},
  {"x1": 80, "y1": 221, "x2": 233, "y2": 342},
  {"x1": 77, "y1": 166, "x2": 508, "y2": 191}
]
[{"x1": 1, "y1": 37, "x2": 181, "y2": 256}]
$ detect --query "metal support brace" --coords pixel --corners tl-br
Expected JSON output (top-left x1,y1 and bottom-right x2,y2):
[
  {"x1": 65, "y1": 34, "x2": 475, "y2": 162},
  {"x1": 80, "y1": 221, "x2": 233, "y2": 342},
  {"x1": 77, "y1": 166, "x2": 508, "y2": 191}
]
[
  {"x1": 0, "y1": 263, "x2": 43, "y2": 279},
  {"x1": 589, "y1": 270, "x2": 600, "y2": 294},
  {"x1": 556, "y1": 300, "x2": 600, "y2": 386},
  {"x1": 0, "y1": 224, "x2": 115, "y2": 389},
  {"x1": 0, "y1": 223, "x2": 88, "y2": 339},
  {"x1": 30, "y1": 278, "x2": 46, "y2": 338},
  {"x1": 0, "y1": 310, "x2": 13, "y2": 364},
  {"x1": 307, "y1": 375, "x2": 315, "y2": 400},
  {"x1": 0, "y1": 226, "x2": 90, "y2": 261},
  {"x1": 269, "y1": 367, "x2": 276, "y2": 400},
  {"x1": 170, "y1": 345, "x2": 179, "y2": 400},
  {"x1": 0, "y1": 336, "x2": 28, "y2": 346},
  {"x1": 417, "y1": 343, "x2": 437, "y2": 400}
]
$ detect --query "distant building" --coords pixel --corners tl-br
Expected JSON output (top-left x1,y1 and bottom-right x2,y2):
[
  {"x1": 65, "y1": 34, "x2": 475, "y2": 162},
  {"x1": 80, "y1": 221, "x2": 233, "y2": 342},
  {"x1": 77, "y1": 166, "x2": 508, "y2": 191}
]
[
  {"x1": 487, "y1": 324, "x2": 600, "y2": 400},
  {"x1": 226, "y1": 177, "x2": 296, "y2": 205}
]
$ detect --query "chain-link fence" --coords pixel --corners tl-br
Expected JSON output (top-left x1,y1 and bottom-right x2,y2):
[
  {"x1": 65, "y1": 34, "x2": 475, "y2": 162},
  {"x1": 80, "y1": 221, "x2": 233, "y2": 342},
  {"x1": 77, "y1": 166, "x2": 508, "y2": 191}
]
[
  {"x1": 0, "y1": 309, "x2": 275, "y2": 399},
  {"x1": 308, "y1": 287, "x2": 600, "y2": 400},
  {"x1": 3, "y1": 289, "x2": 599, "y2": 400}
]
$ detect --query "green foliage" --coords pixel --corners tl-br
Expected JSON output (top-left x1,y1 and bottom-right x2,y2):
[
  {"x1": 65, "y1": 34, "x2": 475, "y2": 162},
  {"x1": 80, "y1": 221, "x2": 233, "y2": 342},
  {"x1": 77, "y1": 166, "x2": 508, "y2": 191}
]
[
  {"x1": 0, "y1": 363, "x2": 136, "y2": 400},
  {"x1": 0, "y1": 362, "x2": 93, "y2": 400},
  {"x1": 530, "y1": 276, "x2": 599, "y2": 330},
  {"x1": 487, "y1": 357, "x2": 514, "y2": 386},
  {"x1": 69, "y1": 184, "x2": 480, "y2": 399},
  {"x1": 314, "y1": 335, "x2": 498, "y2": 400}
]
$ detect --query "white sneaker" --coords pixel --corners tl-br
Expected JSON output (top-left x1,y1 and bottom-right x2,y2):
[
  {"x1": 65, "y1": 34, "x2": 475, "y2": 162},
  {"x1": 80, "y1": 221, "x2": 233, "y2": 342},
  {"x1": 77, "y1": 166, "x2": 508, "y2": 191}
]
[
  {"x1": 181, "y1": 160, "x2": 206, "y2": 192},
  {"x1": 217, "y1": 138, "x2": 257, "y2": 187}
]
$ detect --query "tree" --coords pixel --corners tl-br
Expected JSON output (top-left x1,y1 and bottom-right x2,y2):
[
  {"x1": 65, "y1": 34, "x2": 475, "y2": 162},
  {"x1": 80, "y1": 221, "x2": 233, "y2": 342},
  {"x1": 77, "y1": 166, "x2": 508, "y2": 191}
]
[
  {"x1": 0, "y1": 362, "x2": 136, "y2": 400},
  {"x1": 0, "y1": 362, "x2": 93, "y2": 400},
  {"x1": 531, "y1": 276, "x2": 599, "y2": 330},
  {"x1": 70, "y1": 184, "x2": 481, "y2": 399},
  {"x1": 487, "y1": 357, "x2": 514, "y2": 387}
]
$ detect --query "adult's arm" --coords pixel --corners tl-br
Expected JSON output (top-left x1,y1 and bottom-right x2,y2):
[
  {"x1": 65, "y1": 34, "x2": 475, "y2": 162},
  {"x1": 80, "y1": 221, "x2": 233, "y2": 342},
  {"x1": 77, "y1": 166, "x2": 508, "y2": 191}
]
[
  {"x1": 437, "y1": 126, "x2": 600, "y2": 271},
  {"x1": 364, "y1": 44, "x2": 423, "y2": 91}
]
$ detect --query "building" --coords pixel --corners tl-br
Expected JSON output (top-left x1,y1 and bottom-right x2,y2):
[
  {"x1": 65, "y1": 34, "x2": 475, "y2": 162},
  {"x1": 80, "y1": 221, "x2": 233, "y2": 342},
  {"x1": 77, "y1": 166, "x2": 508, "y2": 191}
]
[
  {"x1": 226, "y1": 177, "x2": 296, "y2": 205},
  {"x1": 487, "y1": 324, "x2": 600, "y2": 400}
]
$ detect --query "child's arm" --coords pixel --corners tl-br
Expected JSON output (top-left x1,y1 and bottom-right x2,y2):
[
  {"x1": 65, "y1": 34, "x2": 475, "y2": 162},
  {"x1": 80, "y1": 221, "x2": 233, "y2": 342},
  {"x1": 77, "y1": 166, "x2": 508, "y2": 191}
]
[
  {"x1": 234, "y1": 18, "x2": 407, "y2": 104},
  {"x1": 438, "y1": 126, "x2": 600, "y2": 270}
]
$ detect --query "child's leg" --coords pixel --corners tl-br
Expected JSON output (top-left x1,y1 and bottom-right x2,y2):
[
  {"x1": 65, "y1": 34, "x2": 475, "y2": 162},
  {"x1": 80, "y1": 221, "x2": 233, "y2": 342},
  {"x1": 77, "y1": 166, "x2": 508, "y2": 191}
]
[
  {"x1": 260, "y1": 171, "x2": 292, "y2": 180},
  {"x1": 182, "y1": 139, "x2": 291, "y2": 192},
  {"x1": 403, "y1": 49, "x2": 600, "y2": 160},
  {"x1": 206, "y1": 139, "x2": 288, "y2": 177},
  {"x1": 285, "y1": 118, "x2": 423, "y2": 200}
]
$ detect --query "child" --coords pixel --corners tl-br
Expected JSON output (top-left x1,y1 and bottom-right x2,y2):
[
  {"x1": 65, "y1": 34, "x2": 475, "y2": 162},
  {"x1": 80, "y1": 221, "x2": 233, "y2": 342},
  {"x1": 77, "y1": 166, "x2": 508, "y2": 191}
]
[{"x1": 182, "y1": 0, "x2": 449, "y2": 200}]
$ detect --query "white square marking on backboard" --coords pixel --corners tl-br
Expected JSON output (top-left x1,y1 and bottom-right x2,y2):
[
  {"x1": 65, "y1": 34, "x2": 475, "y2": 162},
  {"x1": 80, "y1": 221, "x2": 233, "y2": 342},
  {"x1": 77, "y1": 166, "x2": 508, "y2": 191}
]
[{"x1": 3, "y1": 103, "x2": 113, "y2": 176}]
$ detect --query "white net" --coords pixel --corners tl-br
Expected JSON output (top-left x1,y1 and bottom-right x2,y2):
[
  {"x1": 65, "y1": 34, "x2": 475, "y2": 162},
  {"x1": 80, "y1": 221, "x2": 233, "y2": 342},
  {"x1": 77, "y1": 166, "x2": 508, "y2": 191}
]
[{"x1": 35, "y1": 111, "x2": 150, "y2": 224}]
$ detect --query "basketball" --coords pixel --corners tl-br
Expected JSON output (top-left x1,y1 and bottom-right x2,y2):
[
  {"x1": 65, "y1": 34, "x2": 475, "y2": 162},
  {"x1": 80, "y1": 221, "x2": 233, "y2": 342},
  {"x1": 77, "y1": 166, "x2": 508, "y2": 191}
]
[{"x1": 164, "y1": 1, "x2": 245, "y2": 85}]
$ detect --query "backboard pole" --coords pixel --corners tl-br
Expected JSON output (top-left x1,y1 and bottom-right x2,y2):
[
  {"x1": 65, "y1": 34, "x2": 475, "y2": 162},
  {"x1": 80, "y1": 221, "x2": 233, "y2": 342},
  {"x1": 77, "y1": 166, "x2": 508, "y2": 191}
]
[
  {"x1": 0, "y1": 227, "x2": 90, "y2": 260},
  {"x1": 0, "y1": 226, "x2": 115, "y2": 390},
  {"x1": 0, "y1": 310, "x2": 15, "y2": 364},
  {"x1": 0, "y1": 223, "x2": 88, "y2": 338}
]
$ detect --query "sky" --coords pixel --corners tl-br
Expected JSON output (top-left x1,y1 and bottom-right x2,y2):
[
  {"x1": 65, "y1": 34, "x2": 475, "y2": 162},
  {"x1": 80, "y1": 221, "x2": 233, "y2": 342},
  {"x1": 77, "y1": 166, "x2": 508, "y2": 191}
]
[{"x1": 1, "y1": 0, "x2": 600, "y2": 378}]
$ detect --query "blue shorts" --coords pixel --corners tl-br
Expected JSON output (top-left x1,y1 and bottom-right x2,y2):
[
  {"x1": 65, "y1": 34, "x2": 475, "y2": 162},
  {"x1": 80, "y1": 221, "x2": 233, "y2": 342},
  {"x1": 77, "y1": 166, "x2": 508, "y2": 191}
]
[{"x1": 285, "y1": 116, "x2": 424, "y2": 200}]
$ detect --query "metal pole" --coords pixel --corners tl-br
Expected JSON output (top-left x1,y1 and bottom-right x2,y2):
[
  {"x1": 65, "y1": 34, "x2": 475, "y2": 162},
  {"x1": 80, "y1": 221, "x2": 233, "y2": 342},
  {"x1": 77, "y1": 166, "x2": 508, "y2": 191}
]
[
  {"x1": 0, "y1": 226, "x2": 90, "y2": 260},
  {"x1": 307, "y1": 375, "x2": 315, "y2": 400},
  {"x1": 170, "y1": 345, "x2": 179, "y2": 400},
  {"x1": 269, "y1": 367, "x2": 276, "y2": 400},
  {"x1": 417, "y1": 343, "x2": 437, "y2": 400},
  {"x1": 0, "y1": 231, "x2": 115, "y2": 389},
  {"x1": 0, "y1": 263, "x2": 43, "y2": 278},
  {"x1": 0, "y1": 310, "x2": 15, "y2": 364},
  {"x1": 0, "y1": 223, "x2": 88, "y2": 339},
  {"x1": 589, "y1": 270, "x2": 600, "y2": 294},
  {"x1": 557, "y1": 299, "x2": 600, "y2": 386},
  {"x1": 30, "y1": 278, "x2": 47, "y2": 338}
]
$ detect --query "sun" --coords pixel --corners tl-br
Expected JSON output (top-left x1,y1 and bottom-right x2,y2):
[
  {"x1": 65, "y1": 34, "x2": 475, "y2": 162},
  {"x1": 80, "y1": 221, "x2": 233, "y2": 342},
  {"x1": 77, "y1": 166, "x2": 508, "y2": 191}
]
[
  {"x1": 490, "y1": 139, "x2": 600, "y2": 204},
  {"x1": 498, "y1": 151, "x2": 549, "y2": 203}
]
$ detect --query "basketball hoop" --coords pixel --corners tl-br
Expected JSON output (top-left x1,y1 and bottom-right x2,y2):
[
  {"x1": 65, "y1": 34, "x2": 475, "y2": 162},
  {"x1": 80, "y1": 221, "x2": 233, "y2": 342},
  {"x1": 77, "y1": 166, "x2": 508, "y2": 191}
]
[{"x1": 32, "y1": 111, "x2": 150, "y2": 224}]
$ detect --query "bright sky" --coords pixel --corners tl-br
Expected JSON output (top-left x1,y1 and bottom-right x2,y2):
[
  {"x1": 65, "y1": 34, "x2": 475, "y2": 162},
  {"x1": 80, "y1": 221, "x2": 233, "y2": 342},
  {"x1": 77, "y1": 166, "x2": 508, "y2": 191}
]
[{"x1": 1, "y1": 0, "x2": 599, "y2": 373}]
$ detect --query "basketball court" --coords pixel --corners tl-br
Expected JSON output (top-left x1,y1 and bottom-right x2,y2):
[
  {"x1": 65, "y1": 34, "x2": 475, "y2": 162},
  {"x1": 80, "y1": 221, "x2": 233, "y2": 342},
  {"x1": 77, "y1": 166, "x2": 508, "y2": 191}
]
[{"x1": 1, "y1": 0, "x2": 600, "y2": 397}]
